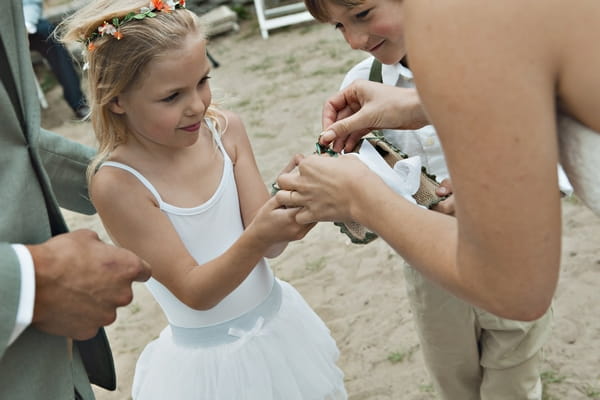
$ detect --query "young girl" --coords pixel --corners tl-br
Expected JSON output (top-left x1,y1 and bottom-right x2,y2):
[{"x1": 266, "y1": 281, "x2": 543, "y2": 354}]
[{"x1": 60, "y1": 1, "x2": 347, "y2": 399}]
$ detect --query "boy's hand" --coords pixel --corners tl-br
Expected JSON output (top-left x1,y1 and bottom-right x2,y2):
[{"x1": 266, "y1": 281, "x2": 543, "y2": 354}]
[{"x1": 431, "y1": 179, "x2": 455, "y2": 216}]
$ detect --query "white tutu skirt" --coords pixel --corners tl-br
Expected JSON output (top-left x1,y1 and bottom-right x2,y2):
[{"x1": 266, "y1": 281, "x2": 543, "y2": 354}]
[{"x1": 132, "y1": 279, "x2": 347, "y2": 399}]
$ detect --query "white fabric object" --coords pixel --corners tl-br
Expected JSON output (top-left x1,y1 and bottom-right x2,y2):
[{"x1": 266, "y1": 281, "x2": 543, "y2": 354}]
[
  {"x1": 132, "y1": 280, "x2": 346, "y2": 400},
  {"x1": 22, "y1": 0, "x2": 42, "y2": 34},
  {"x1": 9, "y1": 244, "x2": 35, "y2": 345},
  {"x1": 347, "y1": 139, "x2": 421, "y2": 205},
  {"x1": 558, "y1": 114, "x2": 600, "y2": 215}
]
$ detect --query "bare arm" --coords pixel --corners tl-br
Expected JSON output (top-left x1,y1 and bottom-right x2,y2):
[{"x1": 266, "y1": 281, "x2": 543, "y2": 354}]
[
  {"x1": 398, "y1": 0, "x2": 563, "y2": 319},
  {"x1": 279, "y1": 0, "x2": 569, "y2": 320},
  {"x1": 224, "y1": 112, "x2": 312, "y2": 258}
]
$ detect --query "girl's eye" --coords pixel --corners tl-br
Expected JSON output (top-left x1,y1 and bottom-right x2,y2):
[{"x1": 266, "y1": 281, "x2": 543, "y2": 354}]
[
  {"x1": 162, "y1": 92, "x2": 178, "y2": 102},
  {"x1": 199, "y1": 76, "x2": 211, "y2": 85}
]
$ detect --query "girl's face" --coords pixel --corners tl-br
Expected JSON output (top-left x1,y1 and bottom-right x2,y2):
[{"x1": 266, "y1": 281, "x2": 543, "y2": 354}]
[
  {"x1": 327, "y1": 0, "x2": 406, "y2": 65},
  {"x1": 110, "y1": 31, "x2": 211, "y2": 150}
]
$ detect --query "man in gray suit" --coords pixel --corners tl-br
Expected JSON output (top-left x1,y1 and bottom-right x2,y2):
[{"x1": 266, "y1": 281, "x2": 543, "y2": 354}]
[{"x1": 0, "y1": 0, "x2": 151, "y2": 398}]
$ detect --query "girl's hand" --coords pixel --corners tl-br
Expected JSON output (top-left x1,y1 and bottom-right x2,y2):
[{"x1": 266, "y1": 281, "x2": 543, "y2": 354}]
[
  {"x1": 248, "y1": 195, "x2": 316, "y2": 248},
  {"x1": 320, "y1": 80, "x2": 428, "y2": 153},
  {"x1": 431, "y1": 178, "x2": 456, "y2": 216}
]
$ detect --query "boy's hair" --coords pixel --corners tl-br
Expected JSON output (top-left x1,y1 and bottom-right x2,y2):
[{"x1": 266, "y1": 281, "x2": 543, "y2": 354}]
[
  {"x1": 59, "y1": 0, "x2": 223, "y2": 181},
  {"x1": 304, "y1": 0, "x2": 364, "y2": 22}
]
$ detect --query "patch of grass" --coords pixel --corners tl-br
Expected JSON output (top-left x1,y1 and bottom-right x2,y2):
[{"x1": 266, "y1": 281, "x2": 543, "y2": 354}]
[
  {"x1": 253, "y1": 131, "x2": 276, "y2": 138},
  {"x1": 541, "y1": 370, "x2": 567, "y2": 400},
  {"x1": 244, "y1": 55, "x2": 282, "y2": 74},
  {"x1": 230, "y1": 4, "x2": 251, "y2": 20},
  {"x1": 306, "y1": 256, "x2": 327, "y2": 272},
  {"x1": 234, "y1": 98, "x2": 252, "y2": 108},
  {"x1": 387, "y1": 345, "x2": 418, "y2": 364},
  {"x1": 129, "y1": 303, "x2": 141, "y2": 314},
  {"x1": 581, "y1": 384, "x2": 600, "y2": 399},
  {"x1": 419, "y1": 384, "x2": 435, "y2": 393},
  {"x1": 541, "y1": 371, "x2": 566, "y2": 384}
]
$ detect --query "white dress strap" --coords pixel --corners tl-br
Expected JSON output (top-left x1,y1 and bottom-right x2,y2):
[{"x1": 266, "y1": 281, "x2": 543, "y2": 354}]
[
  {"x1": 100, "y1": 161, "x2": 164, "y2": 207},
  {"x1": 205, "y1": 118, "x2": 230, "y2": 163}
]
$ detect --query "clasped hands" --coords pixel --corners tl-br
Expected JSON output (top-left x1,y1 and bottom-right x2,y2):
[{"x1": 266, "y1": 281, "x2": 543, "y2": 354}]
[{"x1": 275, "y1": 79, "x2": 454, "y2": 225}]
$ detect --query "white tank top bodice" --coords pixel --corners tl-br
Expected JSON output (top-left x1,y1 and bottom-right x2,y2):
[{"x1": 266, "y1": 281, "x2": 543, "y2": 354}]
[
  {"x1": 558, "y1": 114, "x2": 600, "y2": 216},
  {"x1": 101, "y1": 120, "x2": 274, "y2": 327}
]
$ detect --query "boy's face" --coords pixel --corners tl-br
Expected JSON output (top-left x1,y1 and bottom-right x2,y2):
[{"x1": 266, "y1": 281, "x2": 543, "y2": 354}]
[{"x1": 326, "y1": 0, "x2": 406, "y2": 65}]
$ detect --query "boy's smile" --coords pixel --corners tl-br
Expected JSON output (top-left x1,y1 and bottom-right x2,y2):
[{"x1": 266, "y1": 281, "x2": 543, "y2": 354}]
[{"x1": 326, "y1": 0, "x2": 406, "y2": 65}]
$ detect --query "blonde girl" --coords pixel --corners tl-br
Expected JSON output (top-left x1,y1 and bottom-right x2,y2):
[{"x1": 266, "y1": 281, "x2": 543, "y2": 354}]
[{"x1": 60, "y1": 1, "x2": 347, "y2": 398}]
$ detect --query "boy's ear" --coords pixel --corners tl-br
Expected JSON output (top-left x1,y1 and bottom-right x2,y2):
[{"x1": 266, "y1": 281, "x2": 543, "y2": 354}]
[{"x1": 109, "y1": 97, "x2": 125, "y2": 114}]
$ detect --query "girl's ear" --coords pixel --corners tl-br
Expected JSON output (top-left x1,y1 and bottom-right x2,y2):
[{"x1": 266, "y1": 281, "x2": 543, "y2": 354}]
[{"x1": 109, "y1": 97, "x2": 125, "y2": 114}]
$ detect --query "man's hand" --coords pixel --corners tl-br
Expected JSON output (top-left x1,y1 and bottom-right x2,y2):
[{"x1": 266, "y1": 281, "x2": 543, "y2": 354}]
[{"x1": 28, "y1": 229, "x2": 151, "y2": 340}]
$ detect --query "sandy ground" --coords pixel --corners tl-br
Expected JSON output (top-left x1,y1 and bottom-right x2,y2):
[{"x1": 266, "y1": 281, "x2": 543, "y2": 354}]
[{"x1": 39, "y1": 16, "x2": 600, "y2": 400}]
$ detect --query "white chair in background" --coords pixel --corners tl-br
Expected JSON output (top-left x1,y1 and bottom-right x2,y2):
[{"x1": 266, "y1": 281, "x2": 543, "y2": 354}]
[{"x1": 253, "y1": 0, "x2": 314, "y2": 39}]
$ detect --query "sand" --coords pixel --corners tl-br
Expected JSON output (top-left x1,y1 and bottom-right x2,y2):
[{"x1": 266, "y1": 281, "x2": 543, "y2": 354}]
[{"x1": 40, "y1": 17, "x2": 600, "y2": 400}]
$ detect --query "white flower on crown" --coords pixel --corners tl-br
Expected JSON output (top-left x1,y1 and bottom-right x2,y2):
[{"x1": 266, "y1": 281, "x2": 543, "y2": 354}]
[{"x1": 98, "y1": 22, "x2": 117, "y2": 36}]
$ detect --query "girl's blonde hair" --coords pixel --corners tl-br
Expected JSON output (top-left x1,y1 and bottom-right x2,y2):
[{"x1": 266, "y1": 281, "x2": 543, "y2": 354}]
[
  {"x1": 58, "y1": 0, "x2": 223, "y2": 181},
  {"x1": 304, "y1": 0, "x2": 364, "y2": 22}
]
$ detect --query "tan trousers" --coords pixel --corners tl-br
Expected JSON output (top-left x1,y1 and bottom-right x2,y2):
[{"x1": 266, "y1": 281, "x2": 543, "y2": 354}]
[{"x1": 403, "y1": 265, "x2": 551, "y2": 400}]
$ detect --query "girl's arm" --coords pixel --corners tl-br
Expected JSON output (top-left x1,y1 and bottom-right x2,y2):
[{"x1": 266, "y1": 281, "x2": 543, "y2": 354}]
[
  {"x1": 92, "y1": 112, "x2": 311, "y2": 310},
  {"x1": 221, "y1": 111, "x2": 311, "y2": 258}
]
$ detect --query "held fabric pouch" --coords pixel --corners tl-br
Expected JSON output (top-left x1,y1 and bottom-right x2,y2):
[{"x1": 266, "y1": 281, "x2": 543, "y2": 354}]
[{"x1": 319, "y1": 133, "x2": 445, "y2": 244}]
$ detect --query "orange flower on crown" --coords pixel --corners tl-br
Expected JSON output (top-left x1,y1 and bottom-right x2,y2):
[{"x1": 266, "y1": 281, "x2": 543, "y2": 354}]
[
  {"x1": 81, "y1": 0, "x2": 185, "y2": 49},
  {"x1": 151, "y1": 0, "x2": 171, "y2": 12}
]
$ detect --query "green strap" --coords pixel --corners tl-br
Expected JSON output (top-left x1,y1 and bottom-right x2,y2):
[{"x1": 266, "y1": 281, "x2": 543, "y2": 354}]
[{"x1": 368, "y1": 58, "x2": 383, "y2": 83}]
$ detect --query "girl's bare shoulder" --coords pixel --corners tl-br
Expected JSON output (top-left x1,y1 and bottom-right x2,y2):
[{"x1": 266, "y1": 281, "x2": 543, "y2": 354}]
[{"x1": 91, "y1": 161, "x2": 158, "y2": 210}]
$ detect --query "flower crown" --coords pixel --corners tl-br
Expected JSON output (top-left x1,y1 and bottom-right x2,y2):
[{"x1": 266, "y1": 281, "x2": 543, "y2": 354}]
[{"x1": 83, "y1": 0, "x2": 186, "y2": 51}]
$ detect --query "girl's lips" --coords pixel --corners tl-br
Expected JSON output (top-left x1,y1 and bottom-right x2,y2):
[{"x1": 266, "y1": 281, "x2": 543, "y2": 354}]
[{"x1": 180, "y1": 122, "x2": 201, "y2": 132}]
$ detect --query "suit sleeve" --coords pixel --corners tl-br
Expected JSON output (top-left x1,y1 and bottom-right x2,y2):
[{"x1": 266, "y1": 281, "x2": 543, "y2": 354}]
[
  {"x1": 0, "y1": 244, "x2": 21, "y2": 359},
  {"x1": 37, "y1": 128, "x2": 96, "y2": 215}
]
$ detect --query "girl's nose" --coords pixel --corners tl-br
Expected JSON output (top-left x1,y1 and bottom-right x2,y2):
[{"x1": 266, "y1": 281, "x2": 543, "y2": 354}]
[{"x1": 187, "y1": 90, "x2": 206, "y2": 116}]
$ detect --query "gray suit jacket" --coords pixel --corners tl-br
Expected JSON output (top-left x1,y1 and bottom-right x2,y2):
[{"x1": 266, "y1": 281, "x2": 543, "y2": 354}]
[{"x1": 0, "y1": 0, "x2": 115, "y2": 398}]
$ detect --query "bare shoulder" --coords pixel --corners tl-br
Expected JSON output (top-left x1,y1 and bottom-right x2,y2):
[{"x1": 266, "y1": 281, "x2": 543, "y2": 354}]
[
  {"x1": 220, "y1": 109, "x2": 246, "y2": 140},
  {"x1": 406, "y1": 0, "x2": 600, "y2": 130},
  {"x1": 90, "y1": 165, "x2": 156, "y2": 211},
  {"x1": 216, "y1": 109, "x2": 252, "y2": 163}
]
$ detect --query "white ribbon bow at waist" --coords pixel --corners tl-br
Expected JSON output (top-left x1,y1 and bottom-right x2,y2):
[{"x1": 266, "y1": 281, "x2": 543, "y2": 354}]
[{"x1": 228, "y1": 316, "x2": 265, "y2": 347}]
